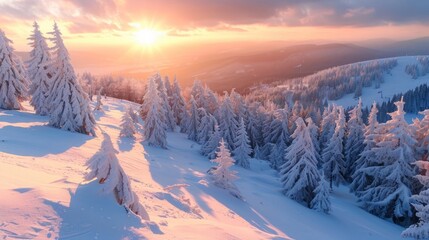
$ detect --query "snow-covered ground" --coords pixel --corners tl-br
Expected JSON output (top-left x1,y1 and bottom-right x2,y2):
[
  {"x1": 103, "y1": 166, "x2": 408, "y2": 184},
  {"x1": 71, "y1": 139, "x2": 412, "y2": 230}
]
[
  {"x1": 331, "y1": 56, "x2": 429, "y2": 108},
  {"x1": 0, "y1": 99, "x2": 405, "y2": 239}
]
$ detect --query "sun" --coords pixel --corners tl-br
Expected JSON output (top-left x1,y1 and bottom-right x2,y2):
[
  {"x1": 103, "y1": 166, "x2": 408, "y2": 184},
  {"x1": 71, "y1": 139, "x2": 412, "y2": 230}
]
[{"x1": 134, "y1": 29, "x2": 164, "y2": 46}]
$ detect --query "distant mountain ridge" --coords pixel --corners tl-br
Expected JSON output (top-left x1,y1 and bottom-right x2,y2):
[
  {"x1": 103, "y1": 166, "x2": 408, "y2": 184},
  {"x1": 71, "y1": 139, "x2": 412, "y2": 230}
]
[{"x1": 14, "y1": 36, "x2": 429, "y2": 92}]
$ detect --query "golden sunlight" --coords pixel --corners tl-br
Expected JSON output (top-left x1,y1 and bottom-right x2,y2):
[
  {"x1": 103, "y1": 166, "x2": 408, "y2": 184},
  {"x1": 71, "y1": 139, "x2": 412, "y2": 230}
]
[{"x1": 134, "y1": 28, "x2": 164, "y2": 46}]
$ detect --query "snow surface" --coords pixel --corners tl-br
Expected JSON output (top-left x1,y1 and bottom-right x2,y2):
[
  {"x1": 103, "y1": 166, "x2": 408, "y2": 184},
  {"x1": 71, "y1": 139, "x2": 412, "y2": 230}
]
[
  {"x1": 331, "y1": 56, "x2": 429, "y2": 108},
  {"x1": 0, "y1": 98, "x2": 405, "y2": 239}
]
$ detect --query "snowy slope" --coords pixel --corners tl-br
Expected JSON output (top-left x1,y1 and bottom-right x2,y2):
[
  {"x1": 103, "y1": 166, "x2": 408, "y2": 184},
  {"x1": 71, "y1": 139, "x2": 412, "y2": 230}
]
[
  {"x1": 0, "y1": 99, "x2": 405, "y2": 239},
  {"x1": 331, "y1": 56, "x2": 429, "y2": 108}
]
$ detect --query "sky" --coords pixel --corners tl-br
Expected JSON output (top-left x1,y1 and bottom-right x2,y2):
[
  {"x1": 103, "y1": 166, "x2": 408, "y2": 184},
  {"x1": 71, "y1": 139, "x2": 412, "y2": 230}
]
[{"x1": 1, "y1": 0, "x2": 429, "y2": 73}]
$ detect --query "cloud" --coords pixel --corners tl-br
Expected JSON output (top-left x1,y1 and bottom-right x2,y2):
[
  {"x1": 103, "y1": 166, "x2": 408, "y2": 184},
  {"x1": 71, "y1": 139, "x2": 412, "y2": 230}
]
[{"x1": 0, "y1": 0, "x2": 429, "y2": 35}]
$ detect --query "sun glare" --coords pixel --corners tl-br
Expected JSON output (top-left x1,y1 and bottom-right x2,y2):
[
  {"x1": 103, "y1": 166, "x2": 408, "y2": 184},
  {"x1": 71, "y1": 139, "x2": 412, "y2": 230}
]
[{"x1": 135, "y1": 29, "x2": 164, "y2": 46}]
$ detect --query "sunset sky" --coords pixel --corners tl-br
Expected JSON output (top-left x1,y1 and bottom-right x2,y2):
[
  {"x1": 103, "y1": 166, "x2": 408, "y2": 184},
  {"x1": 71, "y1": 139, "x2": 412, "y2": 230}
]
[{"x1": 1, "y1": 0, "x2": 429, "y2": 73}]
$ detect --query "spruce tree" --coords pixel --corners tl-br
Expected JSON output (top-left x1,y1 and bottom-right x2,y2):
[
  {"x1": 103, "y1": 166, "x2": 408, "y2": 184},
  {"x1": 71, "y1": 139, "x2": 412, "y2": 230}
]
[
  {"x1": 322, "y1": 106, "x2": 346, "y2": 189},
  {"x1": 306, "y1": 117, "x2": 320, "y2": 163},
  {"x1": 93, "y1": 88, "x2": 103, "y2": 111},
  {"x1": 120, "y1": 108, "x2": 137, "y2": 138},
  {"x1": 320, "y1": 105, "x2": 337, "y2": 151},
  {"x1": 46, "y1": 23, "x2": 95, "y2": 135},
  {"x1": 80, "y1": 72, "x2": 94, "y2": 101},
  {"x1": 359, "y1": 97, "x2": 417, "y2": 223},
  {"x1": 154, "y1": 74, "x2": 176, "y2": 131},
  {"x1": 201, "y1": 124, "x2": 222, "y2": 159},
  {"x1": 233, "y1": 118, "x2": 251, "y2": 169},
  {"x1": 350, "y1": 102, "x2": 379, "y2": 193},
  {"x1": 280, "y1": 117, "x2": 320, "y2": 206},
  {"x1": 85, "y1": 134, "x2": 148, "y2": 218},
  {"x1": 269, "y1": 137, "x2": 287, "y2": 170},
  {"x1": 402, "y1": 161, "x2": 429, "y2": 239},
  {"x1": 171, "y1": 77, "x2": 187, "y2": 129},
  {"x1": 414, "y1": 109, "x2": 429, "y2": 158},
  {"x1": 187, "y1": 96, "x2": 200, "y2": 141},
  {"x1": 164, "y1": 76, "x2": 172, "y2": 98},
  {"x1": 344, "y1": 98, "x2": 365, "y2": 179},
  {"x1": 219, "y1": 92, "x2": 238, "y2": 150},
  {"x1": 246, "y1": 105, "x2": 263, "y2": 149},
  {"x1": 0, "y1": 29, "x2": 28, "y2": 110},
  {"x1": 190, "y1": 80, "x2": 206, "y2": 109},
  {"x1": 143, "y1": 78, "x2": 167, "y2": 148},
  {"x1": 289, "y1": 101, "x2": 303, "y2": 132},
  {"x1": 205, "y1": 88, "x2": 219, "y2": 115},
  {"x1": 197, "y1": 109, "x2": 216, "y2": 145},
  {"x1": 311, "y1": 174, "x2": 331, "y2": 213},
  {"x1": 128, "y1": 106, "x2": 139, "y2": 124},
  {"x1": 27, "y1": 21, "x2": 52, "y2": 115},
  {"x1": 211, "y1": 138, "x2": 240, "y2": 198}
]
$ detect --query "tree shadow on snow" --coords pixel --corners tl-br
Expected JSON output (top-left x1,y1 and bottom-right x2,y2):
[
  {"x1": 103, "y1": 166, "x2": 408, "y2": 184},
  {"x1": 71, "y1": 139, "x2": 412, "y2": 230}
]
[
  {"x1": 93, "y1": 109, "x2": 106, "y2": 121},
  {"x1": 118, "y1": 137, "x2": 136, "y2": 152},
  {"x1": 199, "y1": 183, "x2": 288, "y2": 239},
  {"x1": 143, "y1": 145, "x2": 214, "y2": 217},
  {"x1": 0, "y1": 125, "x2": 91, "y2": 157},
  {"x1": 143, "y1": 138, "x2": 287, "y2": 239},
  {"x1": 44, "y1": 181, "x2": 150, "y2": 239},
  {"x1": 0, "y1": 110, "x2": 48, "y2": 123}
]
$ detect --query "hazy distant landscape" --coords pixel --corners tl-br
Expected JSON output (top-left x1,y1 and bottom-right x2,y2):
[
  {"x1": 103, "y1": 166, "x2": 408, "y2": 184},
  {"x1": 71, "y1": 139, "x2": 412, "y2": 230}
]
[{"x1": 37, "y1": 36, "x2": 429, "y2": 91}]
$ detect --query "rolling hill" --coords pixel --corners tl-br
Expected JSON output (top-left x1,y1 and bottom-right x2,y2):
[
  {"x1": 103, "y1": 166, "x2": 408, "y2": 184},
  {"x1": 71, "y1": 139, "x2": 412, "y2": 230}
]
[{"x1": 0, "y1": 99, "x2": 405, "y2": 239}]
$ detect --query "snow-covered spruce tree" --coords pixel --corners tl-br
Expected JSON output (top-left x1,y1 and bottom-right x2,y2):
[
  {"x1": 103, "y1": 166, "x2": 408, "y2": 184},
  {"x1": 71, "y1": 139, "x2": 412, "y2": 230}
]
[
  {"x1": 0, "y1": 29, "x2": 28, "y2": 110},
  {"x1": 311, "y1": 174, "x2": 331, "y2": 214},
  {"x1": 93, "y1": 88, "x2": 103, "y2": 111},
  {"x1": 171, "y1": 77, "x2": 187, "y2": 129},
  {"x1": 359, "y1": 97, "x2": 418, "y2": 224},
  {"x1": 232, "y1": 118, "x2": 251, "y2": 169},
  {"x1": 350, "y1": 102, "x2": 379, "y2": 193},
  {"x1": 402, "y1": 161, "x2": 429, "y2": 239},
  {"x1": 246, "y1": 104, "x2": 263, "y2": 150},
  {"x1": 230, "y1": 89, "x2": 247, "y2": 121},
  {"x1": 280, "y1": 117, "x2": 320, "y2": 206},
  {"x1": 268, "y1": 108, "x2": 290, "y2": 146},
  {"x1": 197, "y1": 109, "x2": 216, "y2": 145},
  {"x1": 27, "y1": 21, "x2": 52, "y2": 115},
  {"x1": 219, "y1": 92, "x2": 238, "y2": 150},
  {"x1": 128, "y1": 106, "x2": 139, "y2": 124},
  {"x1": 269, "y1": 136, "x2": 287, "y2": 170},
  {"x1": 320, "y1": 105, "x2": 337, "y2": 151},
  {"x1": 211, "y1": 138, "x2": 241, "y2": 198},
  {"x1": 344, "y1": 98, "x2": 365, "y2": 180},
  {"x1": 46, "y1": 23, "x2": 95, "y2": 135},
  {"x1": 201, "y1": 124, "x2": 222, "y2": 159},
  {"x1": 306, "y1": 117, "x2": 320, "y2": 163},
  {"x1": 205, "y1": 87, "x2": 219, "y2": 115},
  {"x1": 187, "y1": 95, "x2": 200, "y2": 141},
  {"x1": 414, "y1": 109, "x2": 429, "y2": 159},
  {"x1": 260, "y1": 101, "x2": 277, "y2": 160},
  {"x1": 261, "y1": 104, "x2": 275, "y2": 147},
  {"x1": 322, "y1": 106, "x2": 346, "y2": 189},
  {"x1": 16, "y1": 56, "x2": 30, "y2": 88},
  {"x1": 289, "y1": 101, "x2": 303, "y2": 132},
  {"x1": 120, "y1": 107, "x2": 137, "y2": 138},
  {"x1": 154, "y1": 74, "x2": 176, "y2": 131},
  {"x1": 143, "y1": 78, "x2": 167, "y2": 148},
  {"x1": 85, "y1": 134, "x2": 148, "y2": 219},
  {"x1": 80, "y1": 72, "x2": 94, "y2": 101},
  {"x1": 190, "y1": 80, "x2": 206, "y2": 109},
  {"x1": 164, "y1": 76, "x2": 172, "y2": 98}
]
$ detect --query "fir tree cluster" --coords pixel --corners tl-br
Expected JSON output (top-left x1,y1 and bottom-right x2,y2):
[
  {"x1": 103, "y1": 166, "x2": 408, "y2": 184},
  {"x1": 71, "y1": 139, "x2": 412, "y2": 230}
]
[{"x1": 0, "y1": 23, "x2": 95, "y2": 135}]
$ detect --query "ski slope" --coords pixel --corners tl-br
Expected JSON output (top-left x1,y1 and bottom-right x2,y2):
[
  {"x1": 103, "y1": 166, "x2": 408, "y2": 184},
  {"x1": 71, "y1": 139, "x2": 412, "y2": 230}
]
[
  {"x1": 0, "y1": 99, "x2": 405, "y2": 239},
  {"x1": 331, "y1": 56, "x2": 429, "y2": 108}
]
